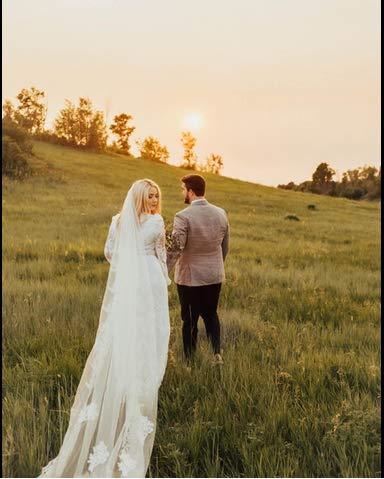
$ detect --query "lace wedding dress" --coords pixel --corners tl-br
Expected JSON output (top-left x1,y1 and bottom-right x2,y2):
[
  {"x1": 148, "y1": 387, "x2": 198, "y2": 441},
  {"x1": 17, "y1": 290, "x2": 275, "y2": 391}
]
[{"x1": 40, "y1": 187, "x2": 170, "y2": 478}]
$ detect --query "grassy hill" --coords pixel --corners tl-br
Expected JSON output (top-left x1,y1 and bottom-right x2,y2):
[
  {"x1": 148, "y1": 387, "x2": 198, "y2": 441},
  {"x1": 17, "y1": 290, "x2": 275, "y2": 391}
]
[{"x1": 2, "y1": 141, "x2": 381, "y2": 477}]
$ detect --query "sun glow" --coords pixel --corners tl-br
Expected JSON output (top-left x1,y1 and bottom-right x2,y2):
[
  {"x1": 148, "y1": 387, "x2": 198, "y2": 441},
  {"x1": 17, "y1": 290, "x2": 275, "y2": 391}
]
[{"x1": 182, "y1": 113, "x2": 203, "y2": 131}]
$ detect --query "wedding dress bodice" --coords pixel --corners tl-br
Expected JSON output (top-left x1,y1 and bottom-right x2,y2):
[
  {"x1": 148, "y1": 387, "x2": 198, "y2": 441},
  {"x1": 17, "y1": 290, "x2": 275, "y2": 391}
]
[{"x1": 104, "y1": 212, "x2": 171, "y2": 285}]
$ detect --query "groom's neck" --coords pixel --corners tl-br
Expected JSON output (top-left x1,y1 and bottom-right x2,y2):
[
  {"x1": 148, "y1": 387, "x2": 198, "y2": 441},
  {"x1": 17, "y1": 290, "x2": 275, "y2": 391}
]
[{"x1": 190, "y1": 195, "x2": 205, "y2": 202}]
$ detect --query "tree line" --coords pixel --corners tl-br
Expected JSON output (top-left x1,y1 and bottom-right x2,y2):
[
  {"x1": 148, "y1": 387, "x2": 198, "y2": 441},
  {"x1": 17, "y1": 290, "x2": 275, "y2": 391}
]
[
  {"x1": 3, "y1": 86, "x2": 379, "y2": 198},
  {"x1": 278, "y1": 162, "x2": 381, "y2": 200},
  {"x1": 2, "y1": 86, "x2": 224, "y2": 175}
]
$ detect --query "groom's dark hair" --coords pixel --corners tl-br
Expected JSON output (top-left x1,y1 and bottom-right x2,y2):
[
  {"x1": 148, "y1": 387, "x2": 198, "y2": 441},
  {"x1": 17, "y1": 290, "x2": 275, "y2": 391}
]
[{"x1": 181, "y1": 174, "x2": 206, "y2": 196}]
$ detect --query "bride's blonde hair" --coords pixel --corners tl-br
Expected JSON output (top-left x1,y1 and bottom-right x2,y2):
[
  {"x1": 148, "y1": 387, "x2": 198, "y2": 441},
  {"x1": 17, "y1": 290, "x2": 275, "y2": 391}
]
[{"x1": 129, "y1": 179, "x2": 162, "y2": 217}]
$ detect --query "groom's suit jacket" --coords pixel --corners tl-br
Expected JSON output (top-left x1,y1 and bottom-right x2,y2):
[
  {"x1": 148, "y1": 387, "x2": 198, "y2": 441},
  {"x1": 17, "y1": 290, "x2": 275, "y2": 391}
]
[{"x1": 166, "y1": 199, "x2": 229, "y2": 286}]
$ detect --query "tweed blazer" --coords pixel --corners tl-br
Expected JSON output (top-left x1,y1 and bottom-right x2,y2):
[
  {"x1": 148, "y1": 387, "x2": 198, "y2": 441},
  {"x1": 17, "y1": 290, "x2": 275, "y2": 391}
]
[{"x1": 166, "y1": 199, "x2": 229, "y2": 286}]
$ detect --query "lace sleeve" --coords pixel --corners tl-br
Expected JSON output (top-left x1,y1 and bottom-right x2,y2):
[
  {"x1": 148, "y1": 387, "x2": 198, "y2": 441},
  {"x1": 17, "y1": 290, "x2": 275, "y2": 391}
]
[
  {"x1": 166, "y1": 213, "x2": 188, "y2": 272},
  {"x1": 104, "y1": 214, "x2": 119, "y2": 263},
  {"x1": 155, "y1": 218, "x2": 171, "y2": 286}
]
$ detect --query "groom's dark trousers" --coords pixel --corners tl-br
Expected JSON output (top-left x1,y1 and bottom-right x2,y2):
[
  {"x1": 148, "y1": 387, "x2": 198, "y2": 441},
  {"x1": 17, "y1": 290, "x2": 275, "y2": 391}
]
[{"x1": 177, "y1": 283, "x2": 222, "y2": 358}]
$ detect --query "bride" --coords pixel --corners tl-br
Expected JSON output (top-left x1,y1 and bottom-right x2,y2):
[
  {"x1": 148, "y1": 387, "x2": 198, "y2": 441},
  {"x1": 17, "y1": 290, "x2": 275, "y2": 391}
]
[{"x1": 40, "y1": 179, "x2": 171, "y2": 478}]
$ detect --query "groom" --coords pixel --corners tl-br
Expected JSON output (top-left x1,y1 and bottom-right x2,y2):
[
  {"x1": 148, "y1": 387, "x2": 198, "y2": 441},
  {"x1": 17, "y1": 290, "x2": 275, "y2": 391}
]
[{"x1": 167, "y1": 174, "x2": 229, "y2": 364}]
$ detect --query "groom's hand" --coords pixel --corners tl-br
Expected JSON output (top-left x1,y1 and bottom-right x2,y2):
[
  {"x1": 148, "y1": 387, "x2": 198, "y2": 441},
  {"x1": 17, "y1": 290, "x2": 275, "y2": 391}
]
[{"x1": 221, "y1": 221, "x2": 230, "y2": 261}]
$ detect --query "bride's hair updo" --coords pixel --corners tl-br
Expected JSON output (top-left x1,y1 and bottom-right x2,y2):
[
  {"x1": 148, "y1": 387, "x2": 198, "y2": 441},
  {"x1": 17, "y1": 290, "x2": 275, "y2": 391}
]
[{"x1": 130, "y1": 179, "x2": 162, "y2": 217}]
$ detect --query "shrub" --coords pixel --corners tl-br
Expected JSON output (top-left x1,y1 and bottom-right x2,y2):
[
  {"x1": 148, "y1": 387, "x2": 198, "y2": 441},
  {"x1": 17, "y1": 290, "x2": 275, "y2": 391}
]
[
  {"x1": 278, "y1": 181, "x2": 296, "y2": 190},
  {"x1": 341, "y1": 187, "x2": 366, "y2": 200},
  {"x1": 2, "y1": 120, "x2": 33, "y2": 155},
  {"x1": 307, "y1": 204, "x2": 317, "y2": 210},
  {"x1": 106, "y1": 143, "x2": 134, "y2": 157},
  {"x1": 364, "y1": 183, "x2": 381, "y2": 200},
  {"x1": 284, "y1": 214, "x2": 300, "y2": 221},
  {"x1": 34, "y1": 130, "x2": 74, "y2": 147},
  {"x1": 297, "y1": 181, "x2": 313, "y2": 192},
  {"x1": 2, "y1": 136, "x2": 31, "y2": 179}
]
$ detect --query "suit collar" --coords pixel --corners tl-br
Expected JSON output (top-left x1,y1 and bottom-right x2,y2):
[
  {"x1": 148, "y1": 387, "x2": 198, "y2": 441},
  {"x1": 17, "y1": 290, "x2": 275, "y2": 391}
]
[{"x1": 191, "y1": 198, "x2": 208, "y2": 206}]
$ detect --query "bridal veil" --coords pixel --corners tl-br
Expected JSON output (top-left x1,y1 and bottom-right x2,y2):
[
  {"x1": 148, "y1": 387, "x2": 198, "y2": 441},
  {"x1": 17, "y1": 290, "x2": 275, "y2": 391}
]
[{"x1": 41, "y1": 182, "x2": 165, "y2": 477}]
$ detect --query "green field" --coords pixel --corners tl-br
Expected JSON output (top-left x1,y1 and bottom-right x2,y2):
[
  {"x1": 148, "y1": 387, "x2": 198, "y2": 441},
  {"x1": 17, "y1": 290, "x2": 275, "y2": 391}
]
[{"x1": 2, "y1": 141, "x2": 381, "y2": 477}]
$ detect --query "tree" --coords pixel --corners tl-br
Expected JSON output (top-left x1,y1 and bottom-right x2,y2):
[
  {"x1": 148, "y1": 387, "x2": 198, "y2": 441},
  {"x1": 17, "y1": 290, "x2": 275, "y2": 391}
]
[
  {"x1": 54, "y1": 98, "x2": 107, "y2": 149},
  {"x1": 342, "y1": 168, "x2": 360, "y2": 185},
  {"x1": 110, "y1": 114, "x2": 135, "y2": 154},
  {"x1": 359, "y1": 165, "x2": 379, "y2": 182},
  {"x1": 278, "y1": 161, "x2": 380, "y2": 201},
  {"x1": 371, "y1": 166, "x2": 382, "y2": 199},
  {"x1": 88, "y1": 111, "x2": 108, "y2": 151},
  {"x1": 54, "y1": 100, "x2": 78, "y2": 145},
  {"x1": 2, "y1": 100, "x2": 15, "y2": 122},
  {"x1": 14, "y1": 86, "x2": 47, "y2": 134},
  {"x1": 203, "y1": 153, "x2": 223, "y2": 175},
  {"x1": 74, "y1": 97, "x2": 93, "y2": 146},
  {"x1": 136, "y1": 136, "x2": 169, "y2": 163},
  {"x1": 181, "y1": 131, "x2": 197, "y2": 170},
  {"x1": 340, "y1": 165, "x2": 380, "y2": 200},
  {"x1": 312, "y1": 162, "x2": 336, "y2": 184}
]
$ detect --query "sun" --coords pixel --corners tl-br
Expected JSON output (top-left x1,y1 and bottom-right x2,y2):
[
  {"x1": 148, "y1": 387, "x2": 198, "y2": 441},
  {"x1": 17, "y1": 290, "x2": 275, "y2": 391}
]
[{"x1": 182, "y1": 113, "x2": 203, "y2": 131}]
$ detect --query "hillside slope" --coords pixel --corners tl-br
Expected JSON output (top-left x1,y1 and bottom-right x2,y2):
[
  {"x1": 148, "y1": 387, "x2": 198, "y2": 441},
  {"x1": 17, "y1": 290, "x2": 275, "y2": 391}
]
[{"x1": 2, "y1": 141, "x2": 381, "y2": 477}]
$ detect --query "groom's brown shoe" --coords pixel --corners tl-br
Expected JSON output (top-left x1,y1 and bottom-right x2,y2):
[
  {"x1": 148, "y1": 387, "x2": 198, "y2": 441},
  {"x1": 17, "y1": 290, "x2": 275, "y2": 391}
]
[{"x1": 212, "y1": 353, "x2": 224, "y2": 365}]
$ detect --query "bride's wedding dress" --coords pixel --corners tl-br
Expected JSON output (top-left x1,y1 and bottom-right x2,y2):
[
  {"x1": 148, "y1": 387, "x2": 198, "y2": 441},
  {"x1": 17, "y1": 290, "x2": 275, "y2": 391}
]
[{"x1": 40, "y1": 188, "x2": 170, "y2": 478}]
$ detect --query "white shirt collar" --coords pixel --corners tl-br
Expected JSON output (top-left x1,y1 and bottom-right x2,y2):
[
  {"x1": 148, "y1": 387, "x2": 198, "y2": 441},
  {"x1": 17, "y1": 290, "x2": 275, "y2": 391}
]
[{"x1": 191, "y1": 198, "x2": 207, "y2": 204}]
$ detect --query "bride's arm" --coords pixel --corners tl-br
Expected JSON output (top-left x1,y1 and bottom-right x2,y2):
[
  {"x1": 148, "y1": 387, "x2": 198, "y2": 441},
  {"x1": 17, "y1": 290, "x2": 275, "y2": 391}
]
[
  {"x1": 155, "y1": 218, "x2": 172, "y2": 286},
  {"x1": 104, "y1": 214, "x2": 119, "y2": 263},
  {"x1": 166, "y1": 213, "x2": 187, "y2": 272}
]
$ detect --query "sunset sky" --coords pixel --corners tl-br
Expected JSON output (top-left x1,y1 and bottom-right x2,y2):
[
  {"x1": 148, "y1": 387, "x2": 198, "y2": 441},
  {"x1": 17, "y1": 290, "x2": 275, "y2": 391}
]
[{"x1": 2, "y1": 0, "x2": 380, "y2": 186}]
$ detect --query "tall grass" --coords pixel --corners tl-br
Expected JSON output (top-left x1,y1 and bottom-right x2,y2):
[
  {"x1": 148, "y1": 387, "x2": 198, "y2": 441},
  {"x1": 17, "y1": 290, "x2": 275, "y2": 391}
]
[{"x1": 2, "y1": 141, "x2": 381, "y2": 477}]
